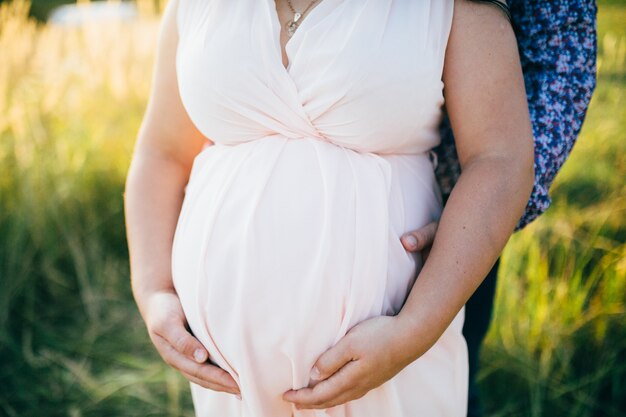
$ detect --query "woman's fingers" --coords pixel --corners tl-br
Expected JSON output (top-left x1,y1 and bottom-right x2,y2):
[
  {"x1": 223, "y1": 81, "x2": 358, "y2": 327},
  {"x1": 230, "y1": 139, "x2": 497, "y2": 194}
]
[
  {"x1": 153, "y1": 333, "x2": 240, "y2": 394},
  {"x1": 400, "y1": 221, "x2": 439, "y2": 252},
  {"x1": 142, "y1": 291, "x2": 240, "y2": 394},
  {"x1": 180, "y1": 370, "x2": 241, "y2": 399},
  {"x1": 286, "y1": 361, "x2": 363, "y2": 409},
  {"x1": 147, "y1": 292, "x2": 209, "y2": 364},
  {"x1": 159, "y1": 315, "x2": 208, "y2": 363},
  {"x1": 309, "y1": 334, "x2": 356, "y2": 382}
]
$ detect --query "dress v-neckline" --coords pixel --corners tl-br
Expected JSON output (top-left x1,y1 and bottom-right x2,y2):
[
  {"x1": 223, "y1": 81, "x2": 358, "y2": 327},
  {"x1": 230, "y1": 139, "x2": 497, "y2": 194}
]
[{"x1": 268, "y1": 0, "x2": 335, "y2": 73}]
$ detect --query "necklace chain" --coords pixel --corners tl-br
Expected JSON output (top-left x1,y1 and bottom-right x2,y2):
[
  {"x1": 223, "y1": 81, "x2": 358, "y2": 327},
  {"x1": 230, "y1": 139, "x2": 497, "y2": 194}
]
[{"x1": 284, "y1": 0, "x2": 321, "y2": 37}]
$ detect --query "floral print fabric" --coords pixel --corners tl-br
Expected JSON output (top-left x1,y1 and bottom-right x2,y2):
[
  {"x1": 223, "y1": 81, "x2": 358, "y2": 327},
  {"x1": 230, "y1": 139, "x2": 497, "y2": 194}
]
[{"x1": 434, "y1": 0, "x2": 598, "y2": 231}]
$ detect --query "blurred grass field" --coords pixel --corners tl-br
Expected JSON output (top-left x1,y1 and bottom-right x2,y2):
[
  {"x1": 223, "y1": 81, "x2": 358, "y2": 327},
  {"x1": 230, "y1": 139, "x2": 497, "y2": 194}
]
[{"x1": 0, "y1": 0, "x2": 624, "y2": 416}]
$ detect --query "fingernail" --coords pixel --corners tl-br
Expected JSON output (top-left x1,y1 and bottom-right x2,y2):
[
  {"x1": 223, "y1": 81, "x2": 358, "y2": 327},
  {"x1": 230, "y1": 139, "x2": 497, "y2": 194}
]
[
  {"x1": 193, "y1": 349, "x2": 206, "y2": 363},
  {"x1": 235, "y1": 393, "x2": 242, "y2": 401},
  {"x1": 310, "y1": 366, "x2": 321, "y2": 380},
  {"x1": 402, "y1": 235, "x2": 417, "y2": 249}
]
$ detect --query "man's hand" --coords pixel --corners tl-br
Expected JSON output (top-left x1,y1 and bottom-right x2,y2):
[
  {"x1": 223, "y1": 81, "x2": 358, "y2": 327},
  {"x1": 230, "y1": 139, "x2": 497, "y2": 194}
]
[
  {"x1": 400, "y1": 221, "x2": 439, "y2": 261},
  {"x1": 142, "y1": 290, "x2": 241, "y2": 398}
]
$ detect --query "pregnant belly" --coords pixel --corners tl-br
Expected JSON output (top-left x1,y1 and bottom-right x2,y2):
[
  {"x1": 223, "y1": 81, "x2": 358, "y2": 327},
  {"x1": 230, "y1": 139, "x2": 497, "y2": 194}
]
[{"x1": 170, "y1": 135, "x2": 441, "y2": 407}]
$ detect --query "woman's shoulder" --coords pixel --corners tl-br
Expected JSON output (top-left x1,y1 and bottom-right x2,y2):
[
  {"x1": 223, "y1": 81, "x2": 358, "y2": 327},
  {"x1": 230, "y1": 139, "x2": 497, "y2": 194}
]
[{"x1": 175, "y1": 0, "x2": 221, "y2": 41}]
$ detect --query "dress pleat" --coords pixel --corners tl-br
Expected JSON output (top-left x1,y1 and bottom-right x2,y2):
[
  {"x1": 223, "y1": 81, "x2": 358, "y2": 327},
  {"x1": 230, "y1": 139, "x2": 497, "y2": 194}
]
[{"x1": 172, "y1": 1, "x2": 467, "y2": 415}]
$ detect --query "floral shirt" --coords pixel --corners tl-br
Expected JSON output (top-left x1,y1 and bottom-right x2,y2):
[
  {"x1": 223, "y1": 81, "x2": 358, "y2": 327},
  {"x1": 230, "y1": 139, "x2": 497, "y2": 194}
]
[{"x1": 433, "y1": 0, "x2": 598, "y2": 231}]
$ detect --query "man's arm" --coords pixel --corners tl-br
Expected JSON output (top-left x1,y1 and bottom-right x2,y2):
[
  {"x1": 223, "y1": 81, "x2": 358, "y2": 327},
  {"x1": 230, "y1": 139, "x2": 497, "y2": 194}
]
[
  {"x1": 510, "y1": 0, "x2": 598, "y2": 229},
  {"x1": 401, "y1": 0, "x2": 598, "y2": 253}
]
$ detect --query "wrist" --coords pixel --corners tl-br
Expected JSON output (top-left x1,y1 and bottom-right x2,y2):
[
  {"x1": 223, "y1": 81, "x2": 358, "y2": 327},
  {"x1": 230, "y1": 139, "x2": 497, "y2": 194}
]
[
  {"x1": 132, "y1": 283, "x2": 177, "y2": 321},
  {"x1": 131, "y1": 272, "x2": 176, "y2": 299},
  {"x1": 393, "y1": 311, "x2": 445, "y2": 363}
]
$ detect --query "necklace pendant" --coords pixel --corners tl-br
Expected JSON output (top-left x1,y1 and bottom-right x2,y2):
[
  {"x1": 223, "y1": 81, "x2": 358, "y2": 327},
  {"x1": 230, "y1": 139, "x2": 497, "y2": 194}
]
[{"x1": 286, "y1": 20, "x2": 298, "y2": 37}]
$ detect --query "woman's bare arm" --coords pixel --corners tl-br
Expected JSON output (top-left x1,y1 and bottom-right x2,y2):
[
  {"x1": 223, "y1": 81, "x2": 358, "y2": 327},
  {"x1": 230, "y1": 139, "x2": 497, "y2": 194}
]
[
  {"x1": 282, "y1": 0, "x2": 534, "y2": 410},
  {"x1": 396, "y1": 0, "x2": 534, "y2": 352},
  {"x1": 123, "y1": 0, "x2": 239, "y2": 396}
]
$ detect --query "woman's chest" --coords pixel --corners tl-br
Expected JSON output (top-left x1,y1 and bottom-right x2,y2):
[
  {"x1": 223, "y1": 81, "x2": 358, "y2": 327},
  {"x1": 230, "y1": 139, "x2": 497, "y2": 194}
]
[{"x1": 176, "y1": 0, "x2": 452, "y2": 152}]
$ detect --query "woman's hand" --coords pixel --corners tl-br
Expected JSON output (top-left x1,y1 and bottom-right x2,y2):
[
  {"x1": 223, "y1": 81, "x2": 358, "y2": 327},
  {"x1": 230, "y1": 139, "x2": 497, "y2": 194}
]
[
  {"x1": 282, "y1": 222, "x2": 441, "y2": 410},
  {"x1": 142, "y1": 289, "x2": 241, "y2": 398},
  {"x1": 282, "y1": 315, "x2": 433, "y2": 410}
]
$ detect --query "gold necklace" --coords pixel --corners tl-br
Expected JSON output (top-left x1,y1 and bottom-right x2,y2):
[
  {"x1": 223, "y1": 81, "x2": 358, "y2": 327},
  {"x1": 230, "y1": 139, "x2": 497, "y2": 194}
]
[{"x1": 284, "y1": 0, "x2": 321, "y2": 37}]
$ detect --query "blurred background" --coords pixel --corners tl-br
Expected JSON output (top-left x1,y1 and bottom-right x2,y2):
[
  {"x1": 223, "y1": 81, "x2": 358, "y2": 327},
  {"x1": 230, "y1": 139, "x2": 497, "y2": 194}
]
[{"x1": 0, "y1": 0, "x2": 624, "y2": 416}]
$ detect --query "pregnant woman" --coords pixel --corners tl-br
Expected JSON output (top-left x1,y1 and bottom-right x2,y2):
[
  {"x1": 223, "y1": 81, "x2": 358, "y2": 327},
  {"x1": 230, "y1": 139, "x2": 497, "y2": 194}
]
[{"x1": 124, "y1": 0, "x2": 534, "y2": 416}]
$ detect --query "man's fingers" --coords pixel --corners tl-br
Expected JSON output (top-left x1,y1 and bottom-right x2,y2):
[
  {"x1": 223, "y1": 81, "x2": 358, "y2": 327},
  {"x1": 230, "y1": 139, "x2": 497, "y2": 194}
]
[
  {"x1": 153, "y1": 334, "x2": 240, "y2": 393},
  {"x1": 154, "y1": 317, "x2": 208, "y2": 364},
  {"x1": 400, "y1": 221, "x2": 439, "y2": 252},
  {"x1": 309, "y1": 336, "x2": 356, "y2": 382}
]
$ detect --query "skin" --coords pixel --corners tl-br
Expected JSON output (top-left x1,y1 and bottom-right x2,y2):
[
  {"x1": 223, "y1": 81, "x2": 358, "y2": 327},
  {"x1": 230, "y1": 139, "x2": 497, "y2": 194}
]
[
  {"x1": 276, "y1": 0, "x2": 321, "y2": 68},
  {"x1": 124, "y1": 0, "x2": 533, "y2": 409}
]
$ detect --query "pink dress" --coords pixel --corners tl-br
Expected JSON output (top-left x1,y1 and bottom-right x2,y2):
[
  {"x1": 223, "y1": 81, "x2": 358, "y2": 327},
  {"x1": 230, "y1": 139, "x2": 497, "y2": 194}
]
[{"x1": 171, "y1": 0, "x2": 468, "y2": 415}]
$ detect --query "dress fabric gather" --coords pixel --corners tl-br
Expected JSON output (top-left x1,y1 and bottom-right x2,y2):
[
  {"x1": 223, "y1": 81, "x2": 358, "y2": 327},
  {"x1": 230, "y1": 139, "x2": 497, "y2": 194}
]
[{"x1": 171, "y1": 0, "x2": 468, "y2": 415}]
